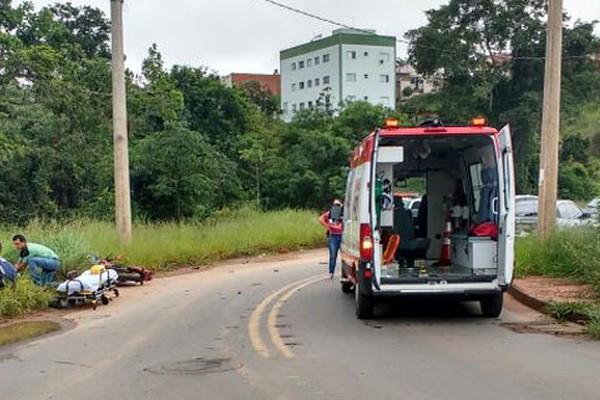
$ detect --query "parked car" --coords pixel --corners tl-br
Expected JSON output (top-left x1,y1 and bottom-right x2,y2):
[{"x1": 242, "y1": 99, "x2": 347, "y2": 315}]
[
  {"x1": 583, "y1": 197, "x2": 600, "y2": 217},
  {"x1": 406, "y1": 197, "x2": 421, "y2": 218},
  {"x1": 515, "y1": 194, "x2": 538, "y2": 202},
  {"x1": 516, "y1": 199, "x2": 596, "y2": 231}
]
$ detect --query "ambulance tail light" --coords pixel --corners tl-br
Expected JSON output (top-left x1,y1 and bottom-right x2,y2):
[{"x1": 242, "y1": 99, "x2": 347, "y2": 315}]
[{"x1": 360, "y1": 223, "x2": 373, "y2": 261}]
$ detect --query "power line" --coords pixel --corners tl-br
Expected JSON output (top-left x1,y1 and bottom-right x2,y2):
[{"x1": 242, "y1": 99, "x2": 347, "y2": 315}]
[{"x1": 262, "y1": 0, "x2": 591, "y2": 62}]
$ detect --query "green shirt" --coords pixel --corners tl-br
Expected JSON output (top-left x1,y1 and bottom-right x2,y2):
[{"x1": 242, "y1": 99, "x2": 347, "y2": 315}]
[{"x1": 18, "y1": 243, "x2": 59, "y2": 263}]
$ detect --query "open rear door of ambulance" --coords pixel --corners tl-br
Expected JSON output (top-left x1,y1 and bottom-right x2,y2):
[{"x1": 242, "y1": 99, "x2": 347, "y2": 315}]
[
  {"x1": 497, "y1": 125, "x2": 516, "y2": 287},
  {"x1": 369, "y1": 129, "x2": 382, "y2": 290}
]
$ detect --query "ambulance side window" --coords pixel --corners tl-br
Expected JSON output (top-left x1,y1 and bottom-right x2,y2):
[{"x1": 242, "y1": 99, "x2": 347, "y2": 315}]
[{"x1": 469, "y1": 163, "x2": 484, "y2": 213}]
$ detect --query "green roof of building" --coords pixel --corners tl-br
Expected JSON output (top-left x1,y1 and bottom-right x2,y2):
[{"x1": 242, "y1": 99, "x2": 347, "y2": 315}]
[{"x1": 280, "y1": 32, "x2": 396, "y2": 60}]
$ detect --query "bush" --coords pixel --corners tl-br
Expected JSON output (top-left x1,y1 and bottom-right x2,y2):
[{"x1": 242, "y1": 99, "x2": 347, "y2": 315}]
[
  {"x1": 0, "y1": 278, "x2": 53, "y2": 318},
  {"x1": 516, "y1": 228, "x2": 600, "y2": 295}
]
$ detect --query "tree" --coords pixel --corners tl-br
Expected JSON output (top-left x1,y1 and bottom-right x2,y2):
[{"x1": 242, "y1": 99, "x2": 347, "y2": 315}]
[
  {"x1": 133, "y1": 124, "x2": 242, "y2": 221},
  {"x1": 239, "y1": 80, "x2": 278, "y2": 115},
  {"x1": 405, "y1": 0, "x2": 600, "y2": 195}
]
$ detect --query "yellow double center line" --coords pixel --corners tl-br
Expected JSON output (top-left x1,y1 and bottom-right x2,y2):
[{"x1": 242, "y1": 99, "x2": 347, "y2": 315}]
[{"x1": 248, "y1": 275, "x2": 327, "y2": 358}]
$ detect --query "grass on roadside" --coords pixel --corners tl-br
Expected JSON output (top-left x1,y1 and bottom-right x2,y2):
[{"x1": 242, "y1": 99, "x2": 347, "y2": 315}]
[
  {"x1": 517, "y1": 228, "x2": 600, "y2": 339},
  {"x1": 0, "y1": 207, "x2": 324, "y2": 275},
  {"x1": 0, "y1": 278, "x2": 54, "y2": 318},
  {"x1": 516, "y1": 228, "x2": 600, "y2": 297},
  {"x1": 545, "y1": 302, "x2": 600, "y2": 339},
  {"x1": 0, "y1": 207, "x2": 325, "y2": 319}
]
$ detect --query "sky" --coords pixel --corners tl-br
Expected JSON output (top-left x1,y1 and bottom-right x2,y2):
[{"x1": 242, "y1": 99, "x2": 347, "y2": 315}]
[{"x1": 19, "y1": 0, "x2": 600, "y2": 75}]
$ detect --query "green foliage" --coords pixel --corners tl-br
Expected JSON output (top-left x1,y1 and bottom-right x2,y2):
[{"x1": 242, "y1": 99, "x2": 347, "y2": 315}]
[
  {"x1": 545, "y1": 302, "x2": 599, "y2": 323},
  {"x1": 239, "y1": 80, "x2": 279, "y2": 115},
  {"x1": 516, "y1": 229, "x2": 600, "y2": 297},
  {"x1": 405, "y1": 1, "x2": 600, "y2": 196},
  {"x1": 545, "y1": 302, "x2": 600, "y2": 339},
  {"x1": 558, "y1": 161, "x2": 598, "y2": 201},
  {"x1": 133, "y1": 124, "x2": 242, "y2": 221},
  {"x1": 587, "y1": 319, "x2": 600, "y2": 339},
  {"x1": 0, "y1": 209, "x2": 324, "y2": 274},
  {"x1": 0, "y1": 278, "x2": 53, "y2": 318}
]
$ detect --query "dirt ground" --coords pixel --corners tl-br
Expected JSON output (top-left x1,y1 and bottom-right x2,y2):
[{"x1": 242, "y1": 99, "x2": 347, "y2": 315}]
[{"x1": 513, "y1": 276, "x2": 595, "y2": 303}]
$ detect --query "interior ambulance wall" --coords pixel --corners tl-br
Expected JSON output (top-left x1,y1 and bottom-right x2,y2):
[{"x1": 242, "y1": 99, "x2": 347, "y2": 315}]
[
  {"x1": 427, "y1": 167, "x2": 459, "y2": 259},
  {"x1": 376, "y1": 163, "x2": 394, "y2": 227}
]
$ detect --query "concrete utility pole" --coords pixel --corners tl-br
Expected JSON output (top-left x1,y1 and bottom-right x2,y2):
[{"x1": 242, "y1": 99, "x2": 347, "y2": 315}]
[
  {"x1": 110, "y1": 0, "x2": 132, "y2": 244},
  {"x1": 537, "y1": 0, "x2": 563, "y2": 240}
]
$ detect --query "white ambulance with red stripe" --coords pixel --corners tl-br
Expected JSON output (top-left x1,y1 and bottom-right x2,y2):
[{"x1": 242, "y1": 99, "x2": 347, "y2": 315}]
[{"x1": 340, "y1": 119, "x2": 516, "y2": 319}]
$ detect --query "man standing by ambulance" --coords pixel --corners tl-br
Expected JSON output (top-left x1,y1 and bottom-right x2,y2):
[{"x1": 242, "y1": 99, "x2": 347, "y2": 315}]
[{"x1": 319, "y1": 200, "x2": 344, "y2": 279}]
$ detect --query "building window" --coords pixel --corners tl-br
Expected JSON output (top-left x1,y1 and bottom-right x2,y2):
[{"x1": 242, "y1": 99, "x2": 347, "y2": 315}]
[
  {"x1": 379, "y1": 52, "x2": 390, "y2": 62},
  {"x1": 315, "y1": 77, "x2": 320, "y2": 86},
  {"x1": 291, "y1": 62, "x2": 296, "y2": 71},
  {"x1": 291, "y1": 83, "x2": 297, "y2": 92},
  {"x1": 323, "y1": 54, "x2": 330, "y2": 63},
  {"x1": 307, "y1": 79, "x2": 312, "y2": 88},
  {"x1": 347, "y1": 51, "x2": 357, "y2": 59},
  {"x1": 364, "y1": 96, "x2": 369, "y2": 100},
  {"x1": 299, "y1": 60, "x2": 304, "y2": 69},
  {"x1": 299, "y1": 81, "x2": 305, "y2": 89},
  {"x1": 307, "y1": 58, "x2": 312, "y2": 67},
  {"x1": 364, "y1": 74, "x2": 369, "y2": 79},
  {"x1": 364, "y1": 51, "x2": 369, "y2": 57},
  {"x1": 299, "y1": 102, "x2": 305, "y2": 109},
  {"x1": 314, "y1": 56, "x2": 320, "y2": 65},
  {"x1": 323, "y1": 75, "x2": 330, "y2": 84},
  {"x1": 346, "y1": 73, "x2": 357, "y2": 82},
  {"x1": 380, "y1": 74, "x2": 390, "y2": 83},
  {"x1": 308, "y1": 101, "x2": 313, "y2": 107},
  {"x1": 283, "y1": 102, "x2": 289, "y2": 112},
  {"x1": 292, "y1": 104, "x2": 297, "y2": 112}
]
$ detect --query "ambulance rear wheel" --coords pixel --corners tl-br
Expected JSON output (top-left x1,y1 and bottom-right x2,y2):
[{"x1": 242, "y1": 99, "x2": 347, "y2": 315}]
[
  {"x1": 101, "y1": 295, "x2": 110, "y2": 305},
  {"x1": 355, "y1": 282, "x2": 373, "y2": 319},
  {"x1": 341, "y1": 281, "x2": 354, "y2": 293},
  {"x1": 480, "y1": 293, "x2": 503, "y2": 318}
]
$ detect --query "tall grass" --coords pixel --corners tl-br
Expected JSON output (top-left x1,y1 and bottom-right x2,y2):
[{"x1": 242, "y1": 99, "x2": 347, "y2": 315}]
[
  {"x1": 516, "y1": 227, "x2": 600, "y2": 296},
  {"x1": 0, "y1": 279, "x2": 54, "y2": 318},
  {"x1": 0, "y1": 207, "x2": 324, "y2": 275}
]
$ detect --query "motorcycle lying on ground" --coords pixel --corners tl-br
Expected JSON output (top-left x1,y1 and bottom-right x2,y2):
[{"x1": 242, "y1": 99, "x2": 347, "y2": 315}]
[{"x1": 89, "y1": 254, "x2": 154, "y2": 286}]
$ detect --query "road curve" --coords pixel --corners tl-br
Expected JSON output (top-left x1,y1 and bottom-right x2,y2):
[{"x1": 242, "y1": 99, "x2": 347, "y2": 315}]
[{"x1": 1, "y1": 249, "x2": 599, "y2": 400}]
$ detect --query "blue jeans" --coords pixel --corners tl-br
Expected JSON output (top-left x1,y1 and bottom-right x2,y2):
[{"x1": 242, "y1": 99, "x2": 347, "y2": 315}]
[
  {"x1": 27, "y1": 257, "x2": 60, "y2": 285},
  {"x1": 327, "y1": 234, "x2": 342, "y2": 274}
]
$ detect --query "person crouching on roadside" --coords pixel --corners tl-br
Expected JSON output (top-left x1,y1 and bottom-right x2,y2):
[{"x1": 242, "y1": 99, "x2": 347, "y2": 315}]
[
  {"x1": 12, "y1": 234, "x2": 60, "y2": 286},
  {"x1": 0, "y1": 241, "x2": 18, "y2": 289},
  {"x1": 319, "y1": 199, "x2": 344, "y2": 279}
]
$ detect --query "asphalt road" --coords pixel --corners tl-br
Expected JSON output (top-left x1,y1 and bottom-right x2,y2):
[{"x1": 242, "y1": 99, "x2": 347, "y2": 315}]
[{"x1": 1, "y1": 249, "x2": 599, "y2": 400}]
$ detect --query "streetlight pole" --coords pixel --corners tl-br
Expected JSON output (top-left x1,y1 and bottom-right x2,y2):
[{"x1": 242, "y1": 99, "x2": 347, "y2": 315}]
[
  {"x1": 110, "y1": 0, "x2": 132, "y2": 244},
  {"x1": 537, "y1": 0, "x2": 563, "y2": 240}
]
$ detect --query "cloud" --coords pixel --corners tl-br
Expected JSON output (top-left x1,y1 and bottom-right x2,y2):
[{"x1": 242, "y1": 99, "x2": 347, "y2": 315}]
[{"x1": 19, "y1": 0, "x2": 600, "y2": 75}]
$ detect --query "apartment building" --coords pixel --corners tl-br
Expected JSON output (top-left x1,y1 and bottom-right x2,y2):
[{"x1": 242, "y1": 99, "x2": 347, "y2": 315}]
[
  {"x1": 280, "y1": 29, "x2": 396, "y2": 121},
  {"x1": 222, "y1": 72, "x2": 281, "y2": 95}
]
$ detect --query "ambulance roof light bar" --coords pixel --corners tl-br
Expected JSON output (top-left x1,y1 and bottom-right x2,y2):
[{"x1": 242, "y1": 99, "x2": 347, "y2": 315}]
[
  {"x1": 471, "y1": 117, "x2": 487, "y2": 127},
  {"x1": 384, "y1": 118, "x2": 400, "y2": 128}
]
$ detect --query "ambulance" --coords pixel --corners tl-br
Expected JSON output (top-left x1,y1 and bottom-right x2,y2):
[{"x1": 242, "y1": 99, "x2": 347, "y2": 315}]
[{"x1": 340, "y1": 119, "x2": 515, "y2": 319}]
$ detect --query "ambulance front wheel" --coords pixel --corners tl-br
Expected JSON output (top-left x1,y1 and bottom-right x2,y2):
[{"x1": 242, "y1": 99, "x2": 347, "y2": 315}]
[{"x1": 480, "y1": 292, "x2": 503, "y2": 318}]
